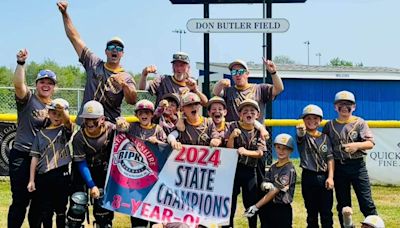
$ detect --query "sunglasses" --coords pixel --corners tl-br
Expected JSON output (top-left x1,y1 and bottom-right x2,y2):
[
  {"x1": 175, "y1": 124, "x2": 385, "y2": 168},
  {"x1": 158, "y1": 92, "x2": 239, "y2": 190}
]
[
  {"x1": 106, "y1": 45, "x2": 123, "y2": 52},
  {"x1": 231, "y1": 69, "x2": 247, "y2": 76}
]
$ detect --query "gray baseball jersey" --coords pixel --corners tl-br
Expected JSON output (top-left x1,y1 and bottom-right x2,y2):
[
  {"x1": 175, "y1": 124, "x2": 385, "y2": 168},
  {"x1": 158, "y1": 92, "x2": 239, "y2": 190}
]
[
  {"x1": 77, "y1": 47, "x2": 136, "y2": 124},
  {"x1": 265, "y1": 161, "x2": 296, "y2": 204},
  {"x1": 178, "y1": 117, "x2": 214, "y2": 146},
  {"x1": 225, "y1": 121, "x2": 266, "y2": 167},
  {"x1": 127, "y1": 122, "x2": 167, "y2": 143},
  {"x1": 30, "y1": 126, "x2": 72, "y2": 174},
  {"x1": 223, "y1": 84, "x2": 273, "y2": 122},
  {"x1": 13, "y1": 91, "x2": 49, "y2": 153},
  {"x1": 73, "y1": 121, "x2": 115, "y2": 166},
  {"x1": 147, "y1": 75, "x2": 188, "y2": 106},
  {"x1": 297, "y1": 133, "x2": 333, "y2": 172},
  {"x1": 322, "y1": 117, "x2": 374, "y2": 160},
  {"x1": 206, "y1": 119, "x2": 231, "y2": 147}
]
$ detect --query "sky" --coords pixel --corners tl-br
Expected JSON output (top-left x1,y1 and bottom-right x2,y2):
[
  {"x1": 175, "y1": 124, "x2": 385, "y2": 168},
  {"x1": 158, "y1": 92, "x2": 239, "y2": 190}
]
[{"x1": 0, "y1": 0, "x2": 399, "y2": 75}]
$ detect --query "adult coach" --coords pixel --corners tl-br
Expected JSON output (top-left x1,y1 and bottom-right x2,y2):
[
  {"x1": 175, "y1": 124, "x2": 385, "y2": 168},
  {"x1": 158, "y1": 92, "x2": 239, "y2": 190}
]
[
  {"x1": 138, "y1": 51, "x2": 208, "y2": 106},
  {"x1": 213, "y1": 58, "x2": 283, "y2": 122},
  {"x1": 8, "y1": 49, "x2": 56, "y2": 228},
  {"x1": 57, "y1": 1, "x2": 137, "y2": 124}
]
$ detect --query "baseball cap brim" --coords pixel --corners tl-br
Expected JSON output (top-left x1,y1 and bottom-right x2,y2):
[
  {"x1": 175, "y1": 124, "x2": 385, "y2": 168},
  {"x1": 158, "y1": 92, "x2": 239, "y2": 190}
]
[
  {"x1": 228, "y1": 60, "x2": 248, "y2": 71},
  {"x1": 238, "y1": 101, "x2": 260, "y2": 112},
  {"x1": 79, "y1": 113, "x2": 103, "y2": 119},
  {"x1": 161, "y1": 93, "x2": 181, "y2": 107}
]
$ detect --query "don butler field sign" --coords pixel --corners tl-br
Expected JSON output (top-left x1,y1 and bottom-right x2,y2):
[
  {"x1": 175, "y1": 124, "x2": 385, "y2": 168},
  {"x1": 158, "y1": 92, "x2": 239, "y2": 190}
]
[{"x1": 186, "y1": 18, "x2": 289, "y2": 33}]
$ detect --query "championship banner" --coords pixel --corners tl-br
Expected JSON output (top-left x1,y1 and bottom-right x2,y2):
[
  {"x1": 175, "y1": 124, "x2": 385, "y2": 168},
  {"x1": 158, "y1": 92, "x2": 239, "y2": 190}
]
[
  {"x1": 0, "y1": 122, "x2": 17, "y2": 176},
  {"x1": 367, "y1": 128, "x2": 400, "y2": 185},
  {"x1": 103, "y1": 133, "x2": 238, "y2": 227}
]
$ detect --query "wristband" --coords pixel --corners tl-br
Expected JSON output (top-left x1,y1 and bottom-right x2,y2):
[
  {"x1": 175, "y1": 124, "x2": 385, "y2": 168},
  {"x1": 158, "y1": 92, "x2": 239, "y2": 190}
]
[
  {"x1": 270, "y1": 71, "x2": 277, "y2": 75},
  {"x1": 17, "y1": 60, "x2": 25, "y2": 66}
]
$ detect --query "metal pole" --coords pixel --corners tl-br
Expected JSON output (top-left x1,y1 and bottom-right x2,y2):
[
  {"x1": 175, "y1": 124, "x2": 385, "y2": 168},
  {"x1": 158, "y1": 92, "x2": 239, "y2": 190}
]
[
  {"x1": 316, "y1": 52, "x2": 321, "y2": 65},
  {"x1": 304, "y1": 40, "x2": 310, "y2": 65},
  {"x1": 262, "y1": 0, "x2": 266, "y2": 83},
  {"x1": 202, "y1": 3, "x2": 210, "y2": 99}
]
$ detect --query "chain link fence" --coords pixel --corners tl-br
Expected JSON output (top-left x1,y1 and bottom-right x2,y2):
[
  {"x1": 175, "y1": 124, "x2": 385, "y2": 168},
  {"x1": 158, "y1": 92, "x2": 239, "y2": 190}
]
[{"x1": 0, "y1": 87, "x2": 155, "y2": 115}]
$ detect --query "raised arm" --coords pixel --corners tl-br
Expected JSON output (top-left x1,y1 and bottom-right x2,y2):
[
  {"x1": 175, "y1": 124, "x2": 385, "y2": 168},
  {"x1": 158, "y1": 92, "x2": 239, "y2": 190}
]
[
  {"x1": 263, "y1": 58, "x2": 284, "y2": 97},
  {"x1": 13, "y1": 49, "x2": 29, "y2": 99},
  {"x1": 212, "y1": 79, "x2": 231, "y2": 97},
  {"x1": 57, "y1": 1, "x2": 86, "y2": 57},
  {"x1": 139, "y1": 65, "x2": 157, "y2": 90}
]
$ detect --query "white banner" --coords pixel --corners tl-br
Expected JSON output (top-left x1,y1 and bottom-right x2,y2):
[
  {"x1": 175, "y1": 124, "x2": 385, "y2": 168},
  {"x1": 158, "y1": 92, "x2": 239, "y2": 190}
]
[
  {"x1": 367, "y1": 128, "x2": 400, "y2": 185},
  {"x1": 103, "y1": 134, "x2": 238, "y2": 227}
]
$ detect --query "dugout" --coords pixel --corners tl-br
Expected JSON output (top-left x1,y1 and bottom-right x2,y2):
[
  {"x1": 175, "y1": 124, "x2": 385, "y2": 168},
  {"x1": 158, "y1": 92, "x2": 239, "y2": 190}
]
[{"x1": 196, "y1": 62, "x2": 400, "y2": 157}]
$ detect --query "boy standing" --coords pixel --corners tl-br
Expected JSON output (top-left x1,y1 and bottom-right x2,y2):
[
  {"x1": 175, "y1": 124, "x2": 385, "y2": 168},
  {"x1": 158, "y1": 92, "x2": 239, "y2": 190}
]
[
  {"x1": 244, "y1": 133, "x2": 296, "y2": 228},
  {"x1": 297, "y1": 104, "x2": 334, "y2": 228},
  {"x1": 224, "y1": 99, "x2": 266, "y2": 228},
  {"x1": 28, "y1": 98, "x2": 72, "y2": 228},
  {"x1": 68, "y1": 100, "x2": 115, "y2": 228},
  {"x1": 323, "y1": 91, "x2": 377, "y2": 228}
]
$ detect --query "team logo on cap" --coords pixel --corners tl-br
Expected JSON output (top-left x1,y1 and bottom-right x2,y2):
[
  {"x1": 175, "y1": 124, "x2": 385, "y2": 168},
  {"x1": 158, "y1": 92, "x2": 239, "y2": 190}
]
[
  {"x1": 87, "y1": 106, "x2": 94, "y2": 113},
  {"x1": 280, "y1": 136, "x2": 288, "y2": 144},
  {"x1": 110, "y1": 134, "x2": 158, "y2": 189}
]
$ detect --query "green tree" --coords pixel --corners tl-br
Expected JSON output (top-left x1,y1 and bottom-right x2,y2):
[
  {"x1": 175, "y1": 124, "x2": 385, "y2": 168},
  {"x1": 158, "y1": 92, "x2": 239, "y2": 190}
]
[
  {"x1": 273, "y1": 55, "x2": 296, "y2": 64},
  {"x1": 329, "y1": 57, "x2": 354, "y2": 66}
]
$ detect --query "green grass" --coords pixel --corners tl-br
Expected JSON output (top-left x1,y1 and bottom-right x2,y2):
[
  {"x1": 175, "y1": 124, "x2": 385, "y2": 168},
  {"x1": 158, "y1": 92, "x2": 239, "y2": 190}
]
[{"x1": 1, "y1": 160, "x2": 399, "y2": 227}]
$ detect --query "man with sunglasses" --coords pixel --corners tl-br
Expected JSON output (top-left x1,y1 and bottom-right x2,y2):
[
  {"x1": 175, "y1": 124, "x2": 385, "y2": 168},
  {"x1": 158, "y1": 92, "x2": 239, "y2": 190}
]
[
  {"x1": 213, "y1": 59, "x2": 283, "y2": 228},
  {"x1": 323, "y1": 91, "x2": 377, "y2": 228},
  {"x1": 138, "y1": 52, "x2": 208, "y2": 107},
  {"x1": 57, "y1": 1, "x2": 137, "y2": 125}
]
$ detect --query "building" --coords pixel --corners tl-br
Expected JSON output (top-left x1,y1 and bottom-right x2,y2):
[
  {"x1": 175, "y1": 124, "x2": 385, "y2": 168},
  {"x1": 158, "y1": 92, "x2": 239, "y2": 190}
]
[{"x1": 197, "y1": 62, "x2": 400, "y2": 156}]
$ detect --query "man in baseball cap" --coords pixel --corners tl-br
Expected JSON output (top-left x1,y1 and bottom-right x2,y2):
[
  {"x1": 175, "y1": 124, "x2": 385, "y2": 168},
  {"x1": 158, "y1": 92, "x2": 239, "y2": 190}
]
[
  {"x1": 58, "y1": 1, "x2": 137, "y2": 125},
  {"x1": 139, "y1": 50, "x2": 208, "y2": 107}
]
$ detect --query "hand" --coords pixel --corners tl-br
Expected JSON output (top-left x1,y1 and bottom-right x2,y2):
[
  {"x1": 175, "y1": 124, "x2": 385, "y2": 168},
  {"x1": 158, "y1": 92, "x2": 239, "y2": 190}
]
[
  {"x1": 27, "y1": 181, "x2": 36, "y2": 192},
  {"x1": 147, "y1": 136, "x2": 158, "y2": 144},
  {"x1": 159, "y1": 99, "x2": 169, "y2": 108},
  {"x1": 343, "y1": 143, "x2": 358, "y2": 154},
  {"x1": 186, "y1": 77, "x2": 198, "y2": 92},
  {"x1": 325, "y1": 177, "x2": 334, "y2": 190},
  {"x1": 210, "y1": 138, "x2": 222, "y2": 147},
  {"x1": 116, "y1": 117, "x2": 129, "y2": 132},
  {"x1": 90, "y1": 186, "x2": 100, "y2": 199},
  {"x1": 230, "y1": 128, "x2": 241, "y2": 139},
  {"x1": 175, "y1": 115, "x2": 186, "y2": 132},
  {"x1": 262, "y1": 57, "x2": 277, "y2": 74},
  {"x1": 296, "y1": 123, "x2": 306, "y2": 137},
  {"x1": 110, "y1": 73, "x2": 127, "y2": 87},
  {"x1": 220, "y1": 79, "x2": 231, "y2": 88},
  {"x1": 142, "y1": 65, "x2": 157, "y2": 77},
  {"x1": 237, "y1": 147, "x2": 247, "y2": 156},
  {"x1": 171, "y1": 141, "x2": 182, "y2": 151},
  {"x1": 260, "y1": 128, "x2": 270, "y2": 140},
  {"x1": 243, "y1": 205, "x2": 259, "y2": 218},
  {"x1": 57, "y1": 1, "x2": 68, "y2": 14},
  {"x1": 16, "y1": 49, "x2": 28, "y2": 62}
]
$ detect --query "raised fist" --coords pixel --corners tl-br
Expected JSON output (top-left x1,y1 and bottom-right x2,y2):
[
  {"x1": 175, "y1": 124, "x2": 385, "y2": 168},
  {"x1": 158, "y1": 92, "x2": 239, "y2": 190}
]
[
  {"x1": 220, "y1": 79, "x2": 231, "y2": 88},
  {"x1": 296, "y1": 123, "x2": 306, "y2": 137},
  {"x1": 16, "y1": 49, "x2": 28, "y2": 62},
  {"x1": 142, "y1": 65, "x2": 157, "y2": 76},
  {"x1": 230, "y1": 128, "x2": 241, "y2": 138}
]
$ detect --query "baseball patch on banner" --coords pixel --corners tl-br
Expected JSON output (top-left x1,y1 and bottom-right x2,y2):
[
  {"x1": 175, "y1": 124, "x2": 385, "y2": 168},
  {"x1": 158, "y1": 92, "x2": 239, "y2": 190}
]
[
  {"x1": 103, "y1": 132, "x2": 238, "y2": 227},
  {"x1": 0, "y1": 122, "x2": 17, "y2": 176}
]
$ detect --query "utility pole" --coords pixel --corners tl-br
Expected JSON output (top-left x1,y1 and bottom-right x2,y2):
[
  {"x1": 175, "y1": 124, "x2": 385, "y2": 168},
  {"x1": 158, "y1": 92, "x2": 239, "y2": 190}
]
[
  {"x1": 172, "y1": 29, "x2": 186, "y2": 51},
  {"x1": 316, "y1": 52, "x2": 321, "y2": 65},
  {"x1": 304, "y1": 40, "x2": 310, "y2": 65}
]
